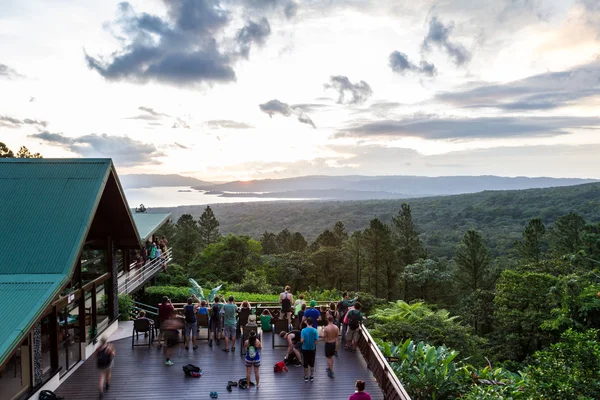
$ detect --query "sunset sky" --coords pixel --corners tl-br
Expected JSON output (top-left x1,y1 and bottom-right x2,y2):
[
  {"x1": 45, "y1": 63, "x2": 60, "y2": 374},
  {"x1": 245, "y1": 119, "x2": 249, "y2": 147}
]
[{"x1": 1, "y1": 0, "x2": 599, "y2": 181}]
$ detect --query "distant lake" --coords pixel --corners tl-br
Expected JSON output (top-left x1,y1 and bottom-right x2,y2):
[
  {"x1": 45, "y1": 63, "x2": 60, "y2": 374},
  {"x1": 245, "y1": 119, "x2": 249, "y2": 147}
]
[{"x1": 124, "y1": 186, "x2": 310, "y2": 208}]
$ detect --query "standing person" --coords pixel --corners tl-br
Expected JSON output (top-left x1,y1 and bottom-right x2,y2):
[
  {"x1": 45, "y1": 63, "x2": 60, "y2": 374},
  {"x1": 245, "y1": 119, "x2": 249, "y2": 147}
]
[
  {"x1": 259, "y1": 309, "x2": 273, "y2": 332},
  {"x1": 279, "y1": 286, "x2": 294, "y2": 327},
  {"x1": 339, "y1": 292, "x2": 358, "y2": 344},
  {"x1": 161, "y1": 235, "x2": 168, "y2": 248},
  {"x1": 345, "y1": 302, "x2": 364, "y2": 352},
  {"x1": 157, "y1": 296, "x2": 174, "y2": 348},
  {"x1": 150, "y1": 241, "x2": 157, "y2": 260},
  {"x1": 280, "y1": 330, "x2": 303, "y2": 367},
  {"x1": 297, "y1": 304, "x2": 307, "y2": 330},
  {"x1": 184, "y1": 295, "x2": 199, "y2": 350},
  {"x1": 223, "y1": 295, "x2": 237, "y2": 352},
  {"x1": 162, "y1": 311, "x2": 184, "y2": 366},
  {"x1": 348, "y1": 380, "x2": 372, "y2": 400},
  {"x1": 294, "y1": 294, "x2": 306, "y2": 316},
  {"x1": 97, "y1": 337, "x2": 115, "y2": 398},
  {"x1": 244, "y1": 331, "x2": 262, "y2": 388},
  {"x1": 323, "y1": 315, "x2": 339, "y2": 378},
  {"x1": 209, "y1": 297, "x2": 222, "y2": 347},
  {"x1": 301, "y1": 317, "x2": 319, "y2": 382},
  {"x1": 302, "y1": 300, "x2": 321, "y2": 333},
  {"x1": 134, "y1": 252, "x2": 144, "y2": 269}
]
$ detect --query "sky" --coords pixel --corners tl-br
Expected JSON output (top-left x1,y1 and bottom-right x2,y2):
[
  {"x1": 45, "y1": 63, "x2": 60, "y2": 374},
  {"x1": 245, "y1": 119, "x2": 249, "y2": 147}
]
[{"x1": 1, "y1": 0, "x2": 599, "y2": 181}]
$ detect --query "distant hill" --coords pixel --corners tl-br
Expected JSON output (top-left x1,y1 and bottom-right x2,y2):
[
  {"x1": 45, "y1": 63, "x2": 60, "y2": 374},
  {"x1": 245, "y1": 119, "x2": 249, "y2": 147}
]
[
  {"x1": 120, "y1": 174, "x2": 216, "y2": 189},
  {"x1": 193, "y1": 175, "x2": 597, "y2": 199},
  {"x1": 151, "y1": 182, "x2": 600, "y2": 259}
]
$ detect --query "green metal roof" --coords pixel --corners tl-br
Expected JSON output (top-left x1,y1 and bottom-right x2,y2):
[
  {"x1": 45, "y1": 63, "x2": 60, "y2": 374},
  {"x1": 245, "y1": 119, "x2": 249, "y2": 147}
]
[
  {"x1": 0, "y1": 158, "x2": 137, "y2": 366},
  {"x1": 131, "y1": 213, "x2": 172, "y2": 241}
]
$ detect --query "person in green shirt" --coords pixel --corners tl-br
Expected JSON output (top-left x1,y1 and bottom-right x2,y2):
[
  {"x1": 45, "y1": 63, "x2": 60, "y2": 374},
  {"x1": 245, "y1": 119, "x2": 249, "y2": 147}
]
[
  {"x1": 259, "y1": 309, "x2": 273, "y2": 332},
  {"x1": 222, "y1": 296, "x2": 238, "y2": 352}
]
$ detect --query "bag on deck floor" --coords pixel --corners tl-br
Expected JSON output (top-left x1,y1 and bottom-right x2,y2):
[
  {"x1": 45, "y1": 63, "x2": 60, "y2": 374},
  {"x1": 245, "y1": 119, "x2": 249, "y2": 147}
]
[{"x1": 39, "y1": 390, "x2": 64, "y2": 400}]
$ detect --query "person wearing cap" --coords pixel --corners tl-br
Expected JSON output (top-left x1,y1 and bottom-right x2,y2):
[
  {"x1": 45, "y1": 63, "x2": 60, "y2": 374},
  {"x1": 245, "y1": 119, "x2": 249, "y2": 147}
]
[{"x1": 302, "y1": 300, "x2": 321, "y2": 335}]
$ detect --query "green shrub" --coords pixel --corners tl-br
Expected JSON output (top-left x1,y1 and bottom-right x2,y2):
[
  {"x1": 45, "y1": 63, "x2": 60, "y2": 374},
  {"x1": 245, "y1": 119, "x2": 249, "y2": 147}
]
[
  {"x1": 142, "y1": 286, "x2": 280, "y2": 305},
  {"x1": 456, "y1": 365, "x2": 530, "y2": 399},
  {"x1": 118, "y1": 294, "x2": 133, "y2": 321},
  {"x1": 228, "y1": 270, "x2": 277, "y2": 294},
  {"x1": 155, "y1": 263, "x2": 188, "y2": 287}
]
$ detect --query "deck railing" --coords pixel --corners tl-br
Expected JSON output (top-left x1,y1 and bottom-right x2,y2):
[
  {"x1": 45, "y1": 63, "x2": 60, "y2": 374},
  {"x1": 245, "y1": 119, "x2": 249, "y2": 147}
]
[
  {"x1": 358, "y1": 324, "x2": 411, "y2": 400},
  {"x1": 118, "y1": 248, "x2": 172, "y2": 295}
]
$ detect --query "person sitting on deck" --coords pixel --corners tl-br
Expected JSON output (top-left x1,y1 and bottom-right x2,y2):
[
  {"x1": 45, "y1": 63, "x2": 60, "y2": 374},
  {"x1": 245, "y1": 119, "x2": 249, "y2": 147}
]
[
  {"x1": 238, "y1": 301, "x2": 252, "y2": 328},
  {"x1": 348, "y1": 380, "x2": 372, "y2": 400},
  {"x1": 198, "y1": 300, "x2": 208, "y2": 315},
  {"x1": 259, "y1": 309, "x2": 273, "y2": 332},
  {"x1": 136, "y1": 310, "x2": 154, "y2": 338}
]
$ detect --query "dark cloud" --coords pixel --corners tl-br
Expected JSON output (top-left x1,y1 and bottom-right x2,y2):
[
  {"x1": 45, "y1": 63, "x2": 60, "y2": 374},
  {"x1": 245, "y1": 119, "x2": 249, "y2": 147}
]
[
  {"x1": 206, "y1": 120, "x2": 253, "y2": 129},
  {"x1": 324, "y1": 75, "x2": 373, "y2": 104},
  {"x1": 236, "y1": 18, "x2": 271, "y2": 59},
  {"x1": 0, "y1": 115, "x2": 48, "y2": 128},
  {"x1": 259, "y1": 99, "x2": 316, "y2": 128},
  {"x1": 127, "y1": 106, "x2": 171, "y2": 120},
  {"x1": 0, "y1": 63, "x2": 23, "y2": 79},
  {"x1": 84, "y1": 1, "x2": 251, "y2": 86},
  {"x1": 337, "y1": 115, "x2": 600, "y2": 140},
  {"x1": 389, "y1": 51, "x2": 436, "y2": 76},
  {"x1": 422, "y1": 17, "x2": 471, "y2": 66},
  {"x1": 30, "y1": 131, "x2": 165, "y2": 166},
  {"x1": 436, "y1": 61, "x2": 600, "y2": 110}
]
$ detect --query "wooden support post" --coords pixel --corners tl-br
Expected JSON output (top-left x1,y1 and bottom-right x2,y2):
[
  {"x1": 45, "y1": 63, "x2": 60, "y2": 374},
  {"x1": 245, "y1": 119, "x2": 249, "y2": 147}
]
[
  {"x1": 50, "y1": 306, "x2": 58, "y2": 371},
  {"x1": 79, "y1": 289, "x2": 86, "y2": 342}
]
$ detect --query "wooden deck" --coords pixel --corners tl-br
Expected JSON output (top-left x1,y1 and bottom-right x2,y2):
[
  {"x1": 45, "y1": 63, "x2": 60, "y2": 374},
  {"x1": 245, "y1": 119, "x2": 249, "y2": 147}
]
[{"x1": 55, "y1": 330, "x2": 385, "y2": 399}]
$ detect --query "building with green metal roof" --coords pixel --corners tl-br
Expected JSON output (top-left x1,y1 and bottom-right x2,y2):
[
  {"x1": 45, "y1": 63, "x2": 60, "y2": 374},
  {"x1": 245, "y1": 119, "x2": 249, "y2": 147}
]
[{"x1": 0, "y1": 158, "x2": 170, "y2": 400}]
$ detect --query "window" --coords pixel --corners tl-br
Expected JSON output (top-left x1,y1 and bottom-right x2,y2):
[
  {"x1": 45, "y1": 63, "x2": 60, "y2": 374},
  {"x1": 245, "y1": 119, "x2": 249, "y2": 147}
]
[
  {"x1": 58, "y1": 299, "x2": 81, "y2": 376},
  {"x1": 0, "y1": 338, "x2": 31, "y2": 400}
]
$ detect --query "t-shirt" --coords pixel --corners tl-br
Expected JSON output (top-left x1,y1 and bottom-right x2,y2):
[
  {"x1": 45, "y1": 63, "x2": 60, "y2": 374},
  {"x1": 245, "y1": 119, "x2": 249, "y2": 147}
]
[
  {"x1": 289, "y1": 330, "x2": 301, "y2": 344},
  {"x1": 348, "y1": 392, "x2": 371, "y2": 400},
  {"x1": 158, "y1": 303, "x2": 174, "y2": 322},
  {"x1": 260, "y1": 315, "x2": 272, "y2": 331},
  {"x1": 304, "y1": 307, "x2": 320, "y2": 325},
  {"x1": 223, "y1": 303, "x2": 237, "y2": 327},
  {"x1": 301, "y1": 326, "x2": 318, "y2": 351},
  {"x1": 198, "y1": 307, "x2": 208, "y2": 315}
]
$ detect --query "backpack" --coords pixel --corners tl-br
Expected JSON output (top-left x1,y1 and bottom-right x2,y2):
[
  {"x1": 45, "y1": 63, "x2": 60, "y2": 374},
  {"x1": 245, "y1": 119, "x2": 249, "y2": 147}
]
[
  {"x1": 184, "y1": 305, "x2": 196, "y2": 323},
  {"x1": 182, "y1": 364, "x2": 202, "y2": 377},
  {"x1": 274, "y1": 361, "x2": 288, "y2": 373},
  {"x1": 348, "y1": 310, "x2": 361, "y2": 330},
  {"x1": 211, "y1": 304, "x2": 220, "y2": 319},
  {"x1": 338, "y1": 303, "x2": 348, "y2": 322},
  {"x1": 96, "y1": 346, "x2": 111, "y2": 368},
  {"x1": 247, "y1": 345, "x2": 257, "y2": 359},
  {"x1": 39, "y1": 390, "x2": 64, "y2": 400}
]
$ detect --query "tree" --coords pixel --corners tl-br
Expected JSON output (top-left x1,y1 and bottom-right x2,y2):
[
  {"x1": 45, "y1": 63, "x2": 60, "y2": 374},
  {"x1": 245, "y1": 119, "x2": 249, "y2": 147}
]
[
  {"x1": 173, "y1": 214, "x2": 200, "y2": 266},
  {"x1": 310, "y1": 246, "x2": 343, "y2": 288},
  {"x1": 312, "y1": 229, "x2": 337, "y2": 249},
  {"x1": 193, "y1": 235, "x2": 262, "y2": 283},
  {"x1": 260, "y1": 231, "x2": 279, "y2": 254},
  {"x1": 333, "y1": 221, "x2": 348, "y2": 246},
  {"x1": 402, "y1": 258, "x2": 452, "y2": 303},
  {"x1": 0, "y1": 142, "x2": 14, "y2": 158},
  {"x1": 549, "y1": 212, "x2": 586, "y2": 256},
  {"x1": 276, "y1": 228, "x2": 292, "y2": 253},
  {"x1": 135, "y1": 204, "x2": 147, "y2": 213},
  {"x1": 343, "y1": 231, "x2": 364, "y2": 291},
  {"x1": 514, "y1": 218, "x2": 546, "y2": 264},
  {"x1": 16, "y1": 146, "x2": 42, "y2": 158},
  {"x1": 288, "y1": 232, "x2": 307, "y2": 252},
  {"x1": 198, "y1": 205, "x2": 220, "y2": 249},
  {"x1": 392, "y1": 203, "x2": 426, "y2": 299},
  {"x1": 363, "y1": 219, "x2": 394, "y2": 299},
  {"x1": 454, "y1": 229, "x2": 493, "y2": 293},
  {"x1": 155, "y1": 218, "x2": 175, "y2": 241}
]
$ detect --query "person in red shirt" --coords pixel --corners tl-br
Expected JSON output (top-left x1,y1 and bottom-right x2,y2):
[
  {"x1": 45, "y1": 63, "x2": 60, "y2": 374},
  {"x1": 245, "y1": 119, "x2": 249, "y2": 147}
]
[
  {"x1": 157, "y1": 296, "x2": 175, "y2": 347},
  {"x1": 348, "y1": 380, "x2": 371, "y2": 400}
]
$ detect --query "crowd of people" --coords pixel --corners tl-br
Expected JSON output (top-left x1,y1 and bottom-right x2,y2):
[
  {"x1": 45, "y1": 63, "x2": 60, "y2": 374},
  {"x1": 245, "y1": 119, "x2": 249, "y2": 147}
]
[
  {"x1": 98, "y1": 286, "x2": 370, "y2": 399},
  {"x1": 134, "y1": 235, "x2": 169, "y2": 272}
]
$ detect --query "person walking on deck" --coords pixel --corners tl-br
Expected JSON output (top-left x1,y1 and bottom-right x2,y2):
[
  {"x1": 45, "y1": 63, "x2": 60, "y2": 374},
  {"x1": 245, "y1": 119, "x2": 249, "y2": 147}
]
[
  {"x1": 323, "y1": 315, "x2": 339, "y2": 378},
  {"x1": 162, "y1": 311, "x2": 183, "y2": 365},
  {"x1": 96, "y1": 336, "x2": 115, "y2": 398},
  {"x1": 223, "y1": 295, "x2": 237, "y2": 352},
  {"x1": 157, "y1": 296, "x2": 174, "y2": 347},
  {"x1": 301, "y1": 317, "x2": 319, "y2": 382}
]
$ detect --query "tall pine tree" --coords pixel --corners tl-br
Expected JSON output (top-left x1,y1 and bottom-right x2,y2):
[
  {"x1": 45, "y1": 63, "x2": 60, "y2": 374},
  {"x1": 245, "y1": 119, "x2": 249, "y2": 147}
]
[
  {"x1": 392, "y1": 203, "x2": 425, "y2": 300},
  {"x1": 455, "y1": 229, "x2": 492, "y2": 292},
  {"x1": 363, "y1": 219, "x2": 393, "y2": 299},
  {"x1": 515, "y1": 218, "x2": 546, "y2": 264},
  {"x1": 198, "y1": 205, "x2": 221, "y2": 249},
  {"x1": 173, "y1": 214, "x2": 200, "y2": 266}
]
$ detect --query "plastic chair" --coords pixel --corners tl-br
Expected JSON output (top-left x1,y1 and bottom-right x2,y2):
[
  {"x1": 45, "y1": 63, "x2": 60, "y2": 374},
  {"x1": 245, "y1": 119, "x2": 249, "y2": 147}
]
[{"x1": 132, "y1": 318, "x2": 154, "y2": 348}]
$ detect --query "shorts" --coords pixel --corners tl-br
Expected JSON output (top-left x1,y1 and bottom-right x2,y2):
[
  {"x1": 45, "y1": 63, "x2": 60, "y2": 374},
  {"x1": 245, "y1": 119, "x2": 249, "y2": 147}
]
[
  {"x1": 164, "y1": 331, "x2": 179, "y2": 348},
  {"x1": 281, "y1": 307, "x2": 292, "y2": 313},
  {"x1": 346, "y1": 328, "x2": 359, "y2": 342},
  {"x1": 294, "y1": 342, "x2": 302, "y2": 351},
  {"x1": 223, "y1": 325, "x2": 236, "y2": 338},
  {"x1": 185, "y1": 322, "x2": 197, "y2": 338},
  {"x1": 325, "y1": 342, "x2": 336, "y2": 358},
  {"x1": 302, "y1": 349, "x2": 316, "y2": 368},
  {"x1": 245, "y1": 355, "x2": 261, "y2": 367}
]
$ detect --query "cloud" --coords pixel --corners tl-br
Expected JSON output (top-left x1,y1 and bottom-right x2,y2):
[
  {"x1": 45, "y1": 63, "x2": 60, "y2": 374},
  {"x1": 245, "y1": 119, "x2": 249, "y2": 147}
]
[
  {"x1": 30, "y1": 131, "x2": 165, "y2": 166},
  {"x1": 173, "y1": 142, "x2": 191, "y2": 149},
  {"x1": 421, "y1": 17, "x2": 471, "y2": 66},
  {"x1": 172, "y1": 118, "x2": 190, "y2": 129},
  {"x1": 389, "y1": 51, "x2": 436, "y2": 76},
  {"x1": 324, "y1": 75, "x2": 373, "y2": 104},
  {"x1": 259, "y1": 99, "x2": 316, "y2": 128},
  {"x1": 127, "y1": 106, "x2": 171, "y2": 120},
  {"x1": 85, "y1": 1, "x2": 242, "y2": 86},
  {"x1": 236, "y1": 18, "x2": 271, "y2": 58},
  {"x1": 0, "y1": 63, "x2": 23, "y2": 80},
  {"x1": 336, "y1": 115, "x2": 600, "y2": 140},
  {"x1": 206, "y1": 120, "x2": 253, "y2": 129},
  {"x1": 291, "y1": 103, "x2": 331, "y2": 112},
  {"x1": 231, "y1": 0, "x2": 298, "y2": 18},
  {"x1": 0, "y1": 115, "x2": 48, "y2": 128},
  {"x1": 436, "y1": 60, "x2": 600, "y2": 110}
]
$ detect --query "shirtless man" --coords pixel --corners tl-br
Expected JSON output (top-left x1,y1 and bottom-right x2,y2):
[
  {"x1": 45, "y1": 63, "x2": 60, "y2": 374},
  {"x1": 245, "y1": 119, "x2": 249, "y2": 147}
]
[{"x1": 323, "y1": 315, "x2": 339, "y2": 378}]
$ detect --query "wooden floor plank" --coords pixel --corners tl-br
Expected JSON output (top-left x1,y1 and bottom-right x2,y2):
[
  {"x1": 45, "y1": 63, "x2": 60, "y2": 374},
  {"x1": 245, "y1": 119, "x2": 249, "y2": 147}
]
[{"x1": 56, "y1": 331, "x2": 385, "y2": 400}]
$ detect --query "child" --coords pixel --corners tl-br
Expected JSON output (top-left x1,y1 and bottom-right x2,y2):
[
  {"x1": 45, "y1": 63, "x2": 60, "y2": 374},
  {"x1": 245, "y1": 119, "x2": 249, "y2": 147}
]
[{"x1": 260, "y1": 309, "x2": 273, "y2": 332}]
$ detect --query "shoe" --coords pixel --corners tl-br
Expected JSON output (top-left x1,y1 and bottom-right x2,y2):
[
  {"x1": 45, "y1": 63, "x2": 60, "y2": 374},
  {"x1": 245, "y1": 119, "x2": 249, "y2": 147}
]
[
  {"x1": 256, "y1": 383, "x2": 260, "y2": 388},
  {"x1": 222, "y1": 348, "x2": 229, "y2": 352},
  {"x1": 227, "y1": 381, "x2": 238, "y2": 387},
  {"x1": 226, "y1": 385, "x2": 232, "y2": 393},
  {"x1": 294, "y1": 361, "x2": 302, "y2": 367},
  {"x1": 304, "y1": 376, "x2": 308, "y2": 383},
  {"x1": 310, "y1": 376, "x2": 314, "y2": 382},
  {"x1": 185, "y1": 346, "x2": 189, "y2": 350},
  {"x1": 232, "y1": 347, "x2": 235, "y2": 352},
  {"x1": 105, "y1": 383, "x2": 110, "y2": 390},
  {"x1": 209, "y1": 340, "x2": 213, "y2": 347},
  {"x1": 99, "y1": 392, "x2": 104, "y2": 399},
  {"x1": 165, "y1": 360, "x2": 174, "y2": 366},
  {"x1": 193, "y1": 346, "x2": 198, "y2": 350}
]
